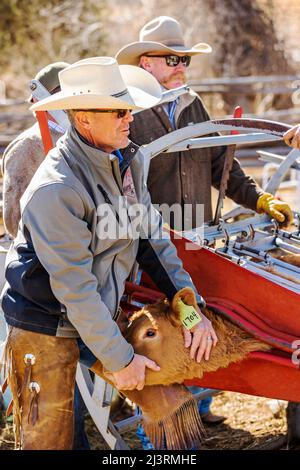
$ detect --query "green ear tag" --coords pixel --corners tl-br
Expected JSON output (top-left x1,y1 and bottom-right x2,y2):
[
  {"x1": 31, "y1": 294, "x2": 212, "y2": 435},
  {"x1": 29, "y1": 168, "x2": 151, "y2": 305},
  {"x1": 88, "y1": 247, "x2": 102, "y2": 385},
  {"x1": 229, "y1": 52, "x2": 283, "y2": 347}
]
[{"x1": 178, "y1": 299, "x2": 202, "y2": 329}]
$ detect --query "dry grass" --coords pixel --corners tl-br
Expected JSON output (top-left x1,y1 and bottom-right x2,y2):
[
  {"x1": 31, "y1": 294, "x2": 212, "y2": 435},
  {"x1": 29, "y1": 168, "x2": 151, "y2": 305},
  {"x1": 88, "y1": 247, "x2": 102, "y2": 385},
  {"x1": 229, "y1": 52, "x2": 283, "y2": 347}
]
[{"x1": 0, "y1": 391, "x2": 292, "y2": 450}]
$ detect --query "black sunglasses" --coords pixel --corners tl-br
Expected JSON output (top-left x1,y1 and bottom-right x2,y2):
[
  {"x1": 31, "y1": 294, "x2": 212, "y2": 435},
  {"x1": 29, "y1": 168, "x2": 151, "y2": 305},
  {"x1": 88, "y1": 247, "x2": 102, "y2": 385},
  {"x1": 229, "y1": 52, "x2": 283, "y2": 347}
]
[
  {"x1": 145, "y1": 54, "x2": 191, "y2": 67},
  {"x1": 78, "y1": 109, "x2": 132, "y2": 119}
]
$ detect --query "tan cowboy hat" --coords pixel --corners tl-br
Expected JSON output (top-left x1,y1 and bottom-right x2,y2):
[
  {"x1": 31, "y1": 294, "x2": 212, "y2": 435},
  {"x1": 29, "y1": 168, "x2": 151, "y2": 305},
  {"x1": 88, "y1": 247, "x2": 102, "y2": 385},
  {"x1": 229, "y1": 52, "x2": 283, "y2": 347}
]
[
  {"x1": 116, "y1": 16, "x2": 212, "y2": 66},
  {"x1": 30, "y1": 56, "x2": 162, "y2": 112}
]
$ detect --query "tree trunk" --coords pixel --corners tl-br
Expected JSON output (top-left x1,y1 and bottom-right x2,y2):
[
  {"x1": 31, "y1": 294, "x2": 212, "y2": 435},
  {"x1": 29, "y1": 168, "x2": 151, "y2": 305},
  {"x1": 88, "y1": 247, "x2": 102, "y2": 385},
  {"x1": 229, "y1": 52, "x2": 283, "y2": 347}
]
[{"x1": 202, "y1": 0, "x2": 295, "y2": 112}]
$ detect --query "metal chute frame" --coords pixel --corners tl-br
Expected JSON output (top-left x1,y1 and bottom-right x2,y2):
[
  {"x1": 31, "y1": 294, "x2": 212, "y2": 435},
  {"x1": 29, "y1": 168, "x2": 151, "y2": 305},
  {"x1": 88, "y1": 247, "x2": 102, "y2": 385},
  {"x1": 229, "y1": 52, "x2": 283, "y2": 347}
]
[{"x1": 77, "y1": 118, "x2": 300, "y2": 449}]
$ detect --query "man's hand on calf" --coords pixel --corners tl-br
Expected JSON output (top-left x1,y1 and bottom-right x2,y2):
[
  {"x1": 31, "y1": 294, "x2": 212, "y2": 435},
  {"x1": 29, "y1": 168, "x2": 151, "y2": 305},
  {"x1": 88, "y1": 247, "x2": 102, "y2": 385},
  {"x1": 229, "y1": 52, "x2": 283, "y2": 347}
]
[
  {"x1": 183, "y1": 308, "x2": 218, "y2": 363},
  {"x1": 112, "y1": 354, "x2": 160, "y2": 391}
]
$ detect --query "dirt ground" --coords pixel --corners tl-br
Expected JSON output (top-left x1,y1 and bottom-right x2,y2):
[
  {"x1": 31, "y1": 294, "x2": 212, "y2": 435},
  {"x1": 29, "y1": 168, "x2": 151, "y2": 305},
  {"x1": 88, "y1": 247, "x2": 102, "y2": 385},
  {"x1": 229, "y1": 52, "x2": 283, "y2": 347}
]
[{"x1": 1, "y1": 391, "x2": 296, "y2": 451}]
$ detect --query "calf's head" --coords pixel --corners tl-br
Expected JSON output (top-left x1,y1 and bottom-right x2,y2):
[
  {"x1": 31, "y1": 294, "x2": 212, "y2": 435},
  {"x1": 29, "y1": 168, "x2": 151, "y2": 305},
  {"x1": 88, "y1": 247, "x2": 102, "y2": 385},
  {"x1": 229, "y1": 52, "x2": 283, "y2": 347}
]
[
  {"x1": 124, "y1": 287, "x2": 270, "y2": 386},
  {"x1": 92, "y1": 287, "x2": 269, "y2": 449}
]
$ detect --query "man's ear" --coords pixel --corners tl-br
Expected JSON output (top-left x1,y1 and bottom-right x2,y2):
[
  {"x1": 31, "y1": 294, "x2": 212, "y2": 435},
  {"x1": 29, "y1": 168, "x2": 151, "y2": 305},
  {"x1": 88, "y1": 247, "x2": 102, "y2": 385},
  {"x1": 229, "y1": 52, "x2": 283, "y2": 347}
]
[
  {"x1": 74, "y1": 110, "x2": 92, "y2": 130},
  {"x1": 171, "y1": 287, "x2": 198, "y2": 320},
  {"x1": 140, "y1": 56, "x2": 152, "y2": 72}
]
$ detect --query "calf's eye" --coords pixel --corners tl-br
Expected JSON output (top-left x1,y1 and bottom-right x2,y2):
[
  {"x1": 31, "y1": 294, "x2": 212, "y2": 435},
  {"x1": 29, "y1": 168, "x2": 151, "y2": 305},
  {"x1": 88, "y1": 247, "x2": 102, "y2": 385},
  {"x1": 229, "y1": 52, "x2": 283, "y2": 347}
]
[{"x1": 144, "y1": 329, "x2": 156, "y2": 338}]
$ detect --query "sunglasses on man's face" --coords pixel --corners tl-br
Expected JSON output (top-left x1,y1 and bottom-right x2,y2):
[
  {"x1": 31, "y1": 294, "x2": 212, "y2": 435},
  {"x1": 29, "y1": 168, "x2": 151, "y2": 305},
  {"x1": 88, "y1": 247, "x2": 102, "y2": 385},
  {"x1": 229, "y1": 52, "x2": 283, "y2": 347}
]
[
  {"x1": 83, "y1": 109, "x2": 132, "y2": 119},
  {"x1": 146, "y1": 54, "x2": 191, "y2": 67}
]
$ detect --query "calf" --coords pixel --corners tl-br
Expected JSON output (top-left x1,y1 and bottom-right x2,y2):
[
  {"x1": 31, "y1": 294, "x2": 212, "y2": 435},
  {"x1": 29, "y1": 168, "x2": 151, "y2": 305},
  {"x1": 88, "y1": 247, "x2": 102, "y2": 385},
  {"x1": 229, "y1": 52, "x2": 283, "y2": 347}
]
[
  {"x1": 92, "y1": 287, "x2": 269, "y2": 449},
  {"x1": 124, "y1": 287, "x2": 270, "y2": 387}
]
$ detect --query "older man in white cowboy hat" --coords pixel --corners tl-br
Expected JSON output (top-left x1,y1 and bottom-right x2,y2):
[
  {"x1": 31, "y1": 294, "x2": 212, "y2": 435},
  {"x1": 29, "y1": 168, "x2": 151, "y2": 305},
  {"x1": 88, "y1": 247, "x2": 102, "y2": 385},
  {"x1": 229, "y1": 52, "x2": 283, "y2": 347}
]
[
  {"x1": 1, "y1": 61, "x2": 94, "y2": 450},
  {"x1": 1, "y1": 57, "x2": 218, "y2": 449},
  {"x1": 116, "y1": 16, "x2": 293, "y2": 230}
]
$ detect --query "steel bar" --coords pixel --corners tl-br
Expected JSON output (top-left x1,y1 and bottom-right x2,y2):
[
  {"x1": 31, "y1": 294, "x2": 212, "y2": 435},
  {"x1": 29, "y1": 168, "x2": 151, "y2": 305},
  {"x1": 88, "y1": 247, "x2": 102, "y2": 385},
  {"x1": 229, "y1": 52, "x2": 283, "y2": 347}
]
[
  {"x1": 76, "y1": 364, "x2": 117, "y2": 449},
  {"x1": 258, "y1": 150, "x2": 300, "y2": 171},
  {"x1": 213, "y1": 145, "x2": 236, "y2": 225},
  {"x1": 113, "y1": 414, "x2": 143, "y2": 434},
  {"x1": 164, "y1": 133, "x2": 281, "y2": 153},
  {"x1": 216, "y1": 245, "x2": 300, "y2": 291},
  {"x1": 265, "y1": 148, "x2": 300, "y2": 194},
  {"x1": 242, "y1": 260, "x2": 300, "y2": 294},
  {"x1": 185, "y1": 214, "x2": 273, "y2": 245},
  {"x1": 275, "y1": 238, "x2": 300, "y2": 254},
  {"x1": 211, "y1": 118, "x2": 290, "y2": 136},
  {"x1": 189, "y1": 74, "x2": 300, "y2": 86},
  {"x1": 215, "y1": 250, "x2": 300, "y2": 293},
  {"x1": 278, "y1": 232, "x2": 300, "y2": 243},
  {"x1": 140, "y1": 119, "x2": 292, "y2": 178},
  {"x1": 107, "y1": 420, "x2": 130, "y2": 450},
  {"x1": 240, "y1": 234, "x2": 278, "y2": 252},
  {"x1": 175, "y1": 107, "x2": 243, "y2": 228},
  {"x1": 231, "y1": 244, "x2": 300, "y2": 276},
  {"x1": 222, "y1": 206, "x2": 255, "y2": 221},
  {"x1": 229, "y1": 231, "x2": 300, "y2": 254}
]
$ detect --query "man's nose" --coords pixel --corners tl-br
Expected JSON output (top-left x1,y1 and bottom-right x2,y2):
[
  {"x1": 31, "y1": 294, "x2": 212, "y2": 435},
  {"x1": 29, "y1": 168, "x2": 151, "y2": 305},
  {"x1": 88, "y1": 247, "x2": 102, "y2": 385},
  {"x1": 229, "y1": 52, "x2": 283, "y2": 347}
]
[
  {"x1": 175, "y1": 61, "x2": 186, "y2": 72},
  {"x1": 125, "y1": 110, "x2": 134, "y2": 123}
]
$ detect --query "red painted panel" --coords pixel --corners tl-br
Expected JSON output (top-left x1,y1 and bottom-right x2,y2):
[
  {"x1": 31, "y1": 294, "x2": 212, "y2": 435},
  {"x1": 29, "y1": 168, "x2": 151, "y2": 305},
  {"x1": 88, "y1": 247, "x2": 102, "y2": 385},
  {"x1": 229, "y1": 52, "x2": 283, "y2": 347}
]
[{"x1": 185, "y1": 352, "x2": 300, "y2": 403}]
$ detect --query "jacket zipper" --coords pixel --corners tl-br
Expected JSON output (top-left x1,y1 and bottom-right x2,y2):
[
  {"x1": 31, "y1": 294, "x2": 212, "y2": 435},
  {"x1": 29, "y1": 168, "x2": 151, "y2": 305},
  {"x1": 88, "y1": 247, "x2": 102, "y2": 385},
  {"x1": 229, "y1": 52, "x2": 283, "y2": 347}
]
[
  {"x1": 103, "y1": 160, "x2": 134, "y2": 319},
  {"x1": 111, "y1": 160, "x2": 123, "y2": 193},
  {"x1": 97, "y1": 184, "x2": 120, "y2": 319},
  {"x1": 97, "y1": 184, "x2": 120, "y2": 224},
  {"x1": 111, "y1": 160, "x2": 133, "y2": 228},
  {"x1": 111, "y1": 254, "x2": 119, "y2": 319}
]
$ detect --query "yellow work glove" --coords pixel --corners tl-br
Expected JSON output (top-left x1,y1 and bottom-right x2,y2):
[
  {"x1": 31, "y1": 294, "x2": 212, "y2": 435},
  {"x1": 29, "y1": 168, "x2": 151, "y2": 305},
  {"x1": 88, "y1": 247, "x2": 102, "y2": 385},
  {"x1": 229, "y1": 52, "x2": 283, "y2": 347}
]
[{"x1": 256, "y1": 193, "x2": 293, "y2": 226}]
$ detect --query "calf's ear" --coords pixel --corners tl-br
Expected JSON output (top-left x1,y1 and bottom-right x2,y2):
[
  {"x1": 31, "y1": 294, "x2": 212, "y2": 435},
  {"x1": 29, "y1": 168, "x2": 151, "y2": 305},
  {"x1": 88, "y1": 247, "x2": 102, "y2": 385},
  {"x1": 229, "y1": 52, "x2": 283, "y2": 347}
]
[
  {"x1": 116, "y1": 309, "x2": 130, "y2": 335},
  {"x1": 171, "y1": 287, "x2": 198, "y2": 321}
]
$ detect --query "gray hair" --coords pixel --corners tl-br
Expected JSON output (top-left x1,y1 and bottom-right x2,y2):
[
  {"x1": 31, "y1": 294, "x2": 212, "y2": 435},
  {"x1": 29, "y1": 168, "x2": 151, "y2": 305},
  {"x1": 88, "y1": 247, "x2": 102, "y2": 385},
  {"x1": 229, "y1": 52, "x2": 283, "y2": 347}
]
[{"x1": 66, "y1": 109, "x2": 78, "y2": 126}]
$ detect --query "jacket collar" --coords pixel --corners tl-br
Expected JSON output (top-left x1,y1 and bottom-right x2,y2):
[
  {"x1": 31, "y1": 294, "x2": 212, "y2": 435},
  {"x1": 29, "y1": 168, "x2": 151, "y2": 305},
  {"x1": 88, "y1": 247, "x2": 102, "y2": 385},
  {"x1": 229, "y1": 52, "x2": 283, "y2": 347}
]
[
  {"x1": 151, "y1": 88, "x2": 198, "y2": 130},
  {"x1": 59, "y1": 125, "x2": 138, "y2": 172},
  {"x1": 174, "y1": 89, "x2": 198, "y2": 123}
]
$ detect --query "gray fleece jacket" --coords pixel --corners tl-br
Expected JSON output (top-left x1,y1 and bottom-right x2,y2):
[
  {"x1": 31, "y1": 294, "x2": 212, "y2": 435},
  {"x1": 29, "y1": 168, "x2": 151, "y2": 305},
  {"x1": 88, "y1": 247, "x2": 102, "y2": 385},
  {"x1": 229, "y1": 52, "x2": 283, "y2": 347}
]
[{"x1": 2, "y1": 126, "x2": 204, "y2": 372}]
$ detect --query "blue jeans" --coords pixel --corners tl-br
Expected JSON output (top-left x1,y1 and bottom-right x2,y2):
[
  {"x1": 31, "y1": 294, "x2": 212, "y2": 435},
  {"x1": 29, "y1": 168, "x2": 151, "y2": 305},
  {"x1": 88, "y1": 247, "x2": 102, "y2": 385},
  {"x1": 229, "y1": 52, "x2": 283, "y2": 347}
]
[
  {"x1": 73, "y1": 339, "x2": 98, "y2": 450},
  {"x1": 187, "y1": 386, "x2": 212, "y2": 415},
  {"x1": 73, "y1": 384, "x2": 90, "y2": 450},
  {"x1": 77, "y1": 338, "x2": 97, "y2": 369}
]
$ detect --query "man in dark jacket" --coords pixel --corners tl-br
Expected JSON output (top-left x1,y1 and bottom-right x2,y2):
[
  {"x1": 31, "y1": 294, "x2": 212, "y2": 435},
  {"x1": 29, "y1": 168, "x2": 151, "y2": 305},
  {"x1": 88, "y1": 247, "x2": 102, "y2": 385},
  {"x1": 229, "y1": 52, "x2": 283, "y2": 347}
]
[
  {"x1": 116, "y1": 16, "x2": 293, "y2": 432},
  {"x1": 116, "y1": 16, "x2": 293, "y2": 231}
]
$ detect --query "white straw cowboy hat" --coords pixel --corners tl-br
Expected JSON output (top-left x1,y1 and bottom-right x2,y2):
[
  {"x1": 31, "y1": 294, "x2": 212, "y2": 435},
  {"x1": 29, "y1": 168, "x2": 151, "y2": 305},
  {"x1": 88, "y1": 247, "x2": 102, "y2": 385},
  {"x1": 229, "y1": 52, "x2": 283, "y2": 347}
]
[
  {"x1": 30, "y1": 56, "x2": 162, "y2": 112},
  {"x1": 116, "y1": 16, "x2": 212, "y2": 66}
]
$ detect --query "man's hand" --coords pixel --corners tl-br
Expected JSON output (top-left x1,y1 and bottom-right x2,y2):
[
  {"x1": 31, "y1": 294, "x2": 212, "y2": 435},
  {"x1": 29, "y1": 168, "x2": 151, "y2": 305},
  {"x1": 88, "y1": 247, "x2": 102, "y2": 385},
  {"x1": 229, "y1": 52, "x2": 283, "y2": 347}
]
[
  {"x1": 112, "y1": 354, "x2": 160, "y2": 391},
  {"x1": 283, "y1": 125, "x2": 300, "y2": 150},
  {"x1": 183, "y1": 307, "x2": 218, "y2": 363},
  {"x1": 256, "y1": 192, "x2": 293, "y2": 227}
]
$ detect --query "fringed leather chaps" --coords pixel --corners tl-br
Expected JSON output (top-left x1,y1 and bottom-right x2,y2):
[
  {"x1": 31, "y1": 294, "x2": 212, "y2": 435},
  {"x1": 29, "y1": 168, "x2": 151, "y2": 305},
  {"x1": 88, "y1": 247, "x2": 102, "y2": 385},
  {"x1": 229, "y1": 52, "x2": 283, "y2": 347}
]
[{"x1": 5, "y1": 327, "x2": 79, "y2": 450}]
